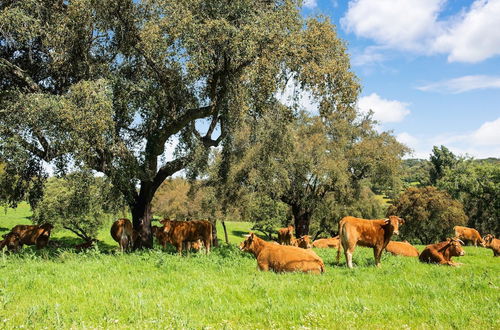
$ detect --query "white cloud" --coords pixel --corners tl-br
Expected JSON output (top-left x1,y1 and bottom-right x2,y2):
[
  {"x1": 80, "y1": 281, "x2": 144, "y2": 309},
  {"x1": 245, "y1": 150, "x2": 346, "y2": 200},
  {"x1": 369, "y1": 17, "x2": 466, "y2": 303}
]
[
  {"x1": 433, "y1": 0, "x2": 500, "y2": 62},
  {"x1": 342, "y1": 0, "x2": 500, "y2": 63},
  {"x1": 350, "y1": 46, "x2": 387, "y2": 66},
  {"x1": 303, "y1": 0, "x2": 318, "y2": 9},
  {"x1": 417, "y1": 75, "x2": 500, "y2": 93},
  {"x1": 358, "y1": 93, "x2": 410, "y2": 123},
  {"x1": 471, "y1": 117, "x2": 500, "y2": 146}
]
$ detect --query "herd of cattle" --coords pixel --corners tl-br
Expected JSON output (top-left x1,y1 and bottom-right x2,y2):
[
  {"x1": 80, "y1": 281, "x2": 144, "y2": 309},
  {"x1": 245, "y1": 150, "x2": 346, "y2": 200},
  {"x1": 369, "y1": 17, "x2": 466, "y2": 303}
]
[{"x1": 1, "y1": 216, "x2": 498, "y2": 274}]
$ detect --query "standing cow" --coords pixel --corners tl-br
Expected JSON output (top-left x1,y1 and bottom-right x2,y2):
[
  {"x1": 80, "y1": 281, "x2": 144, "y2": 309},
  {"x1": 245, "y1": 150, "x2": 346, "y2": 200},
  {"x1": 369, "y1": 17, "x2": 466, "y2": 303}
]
[
  {"x1": 483, "y1": 234, "x2": 499, "y2": 257},
  {"x1": 6, "y1": 223, "x2": 54, "y2": 249},
  {"x1": 277, "y1": 225, "x2": 294, "y2": 245},
  {"x1": 453, "y1": 226, "x2": 484, "y2": 247},
  {"x1": 419, "y1": 238, "x2": 465, "y2": 266},
  {"x1": 160, "y1": 219, "x2": 212, "y2": 255},
  {"x1": 336, "y1": 216, "x2": 404, "y2": 268},
  {"x1": 110, "y1": 218, "x2": 137, "y2": 252},
  {"x1": 240, "y1": 233, "x2": 325, "y2": 274}
]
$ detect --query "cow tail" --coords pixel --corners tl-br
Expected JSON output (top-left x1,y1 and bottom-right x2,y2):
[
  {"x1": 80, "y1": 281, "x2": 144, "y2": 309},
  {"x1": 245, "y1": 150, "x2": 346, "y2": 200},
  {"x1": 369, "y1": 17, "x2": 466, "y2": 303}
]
[
  {"x1": 208, "y1": 222, "x2": 214, "y2": 252},
  {"x1": 336, "y1": 221, "x2": 343, "y2": 264},
  {"x1": 120, "y1": 228, "x2": 128, "y2": 252}
]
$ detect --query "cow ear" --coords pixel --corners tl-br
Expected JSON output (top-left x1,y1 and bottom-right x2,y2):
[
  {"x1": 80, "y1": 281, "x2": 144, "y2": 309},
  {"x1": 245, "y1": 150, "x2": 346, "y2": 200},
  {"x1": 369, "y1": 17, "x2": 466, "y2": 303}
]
[
  {"x1": 384, "y1": 218, "x2": 390, "y2": 224},
  {"x1": 399, "y1": 218, "x2": 405, "y2": 224}
]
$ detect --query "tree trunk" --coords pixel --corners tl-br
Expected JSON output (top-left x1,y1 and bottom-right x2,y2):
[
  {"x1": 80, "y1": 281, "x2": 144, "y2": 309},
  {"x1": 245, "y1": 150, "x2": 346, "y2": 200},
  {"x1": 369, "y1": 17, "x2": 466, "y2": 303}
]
[
  {"x1": 292, "y1": 205, "x2": 311, "y2": 237},
  {"x1": 222, "y1": 221, "x2": 229, "y2": 244},
  {"x1": 131, "y1": 199, "x2": 153, "y2": 249},
  {"x1": 211, "y1": 219, "x2": 219, "y2": 247}
]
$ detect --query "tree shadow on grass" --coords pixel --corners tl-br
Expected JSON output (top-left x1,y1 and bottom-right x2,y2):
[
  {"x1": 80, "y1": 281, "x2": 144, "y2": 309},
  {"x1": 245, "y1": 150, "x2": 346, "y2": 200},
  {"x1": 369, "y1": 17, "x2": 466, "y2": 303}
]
[{"x1": 232, "y1": 230, "x2": 250, "y2": 238}]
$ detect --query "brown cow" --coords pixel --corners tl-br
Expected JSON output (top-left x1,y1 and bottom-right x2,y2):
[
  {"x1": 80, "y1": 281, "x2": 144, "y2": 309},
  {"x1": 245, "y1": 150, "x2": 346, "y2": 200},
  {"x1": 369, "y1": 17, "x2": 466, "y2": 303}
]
[
  {"x1": 277, "y1": 225, "x2": 294, "y2": 245},
  {"x1": 239, "y1": 233, "x2": 325, "y2": 274},
  {"x1": 152, "y1": 225, "x2": 169, "y2": 249},
  {"x1": 453, "y1": 226, "x2": 484, "y2": 247},
  {"x1": 7, "y1": 223, "x2": 54, "y2": 249},
  {"x1": 292, "y1": 235, "x2": 312, "y2": 249},
  {"x1": 385, "y1": 240, "x2": 419, "y2": 257},
  {"x1": 0, "y1": 232, "x2": 21, "y2": 252},
  {"x1": 483, "y1": 234, "x2": 500, "y2": 257},
  {"x1": 110, "y1": 218, "x2": 137, "y2": 252},
  {"x1": 312, "y1": 237, "x2": 340, "y2": 249},
  {"x1": 419, "y1": 238, "x2": 465, "y2": 266},
  {"x1": 336, "y1": 216, "x2": 404, "y2": 268},
  {"x1": 160, "y1": 219, "x2": 212, "y2": 255}
]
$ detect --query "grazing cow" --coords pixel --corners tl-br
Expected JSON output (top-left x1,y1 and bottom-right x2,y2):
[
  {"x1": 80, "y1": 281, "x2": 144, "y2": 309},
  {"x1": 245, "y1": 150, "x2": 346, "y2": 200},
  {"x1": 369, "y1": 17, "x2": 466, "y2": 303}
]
[
  {"x1": 292, "y1": 235, "x2": 312, "y2": 249},
  {"x1": 453, "y1": 226, "x2": 484, "y2": 247},
  {"x1": 110, "y1": 218, "x2": 137, "y2": 252},
  {"x1": 239, "y1": 233, "x2": 325, "y2": 274},
  {"x1": 0, "y1": 232, "x2": 21, "y2": 252},
  {"x1": 152, "y1": 225, "x2": 169, "y2": 249},
  {"x1": 7, "y1": 223, "x2": 54, "y2": 249},
  {"x1": 75, "y1": 239, "x2": 97, "y2": 251},
  {"x1": 160, "y1": 219, "x2": 212, "y2": 255},
  {"x1": 385, "y1": 240, "x2": 419, "y2": 257},
  {"x1": 483, "y1": 234, "x2": 500, "y2": 257},
  {"x1": 419, "y1": 238, "x2": 465, "y2": 266},
  {"x1": 312, "y1": 237, "x2": 340, "y2": 249},
  {"x1": 336, "y1": 216, "x2": 404, "y2": 268},
  {"x1": 277, "y1": 225, "x2": 295, "y2": 245}
]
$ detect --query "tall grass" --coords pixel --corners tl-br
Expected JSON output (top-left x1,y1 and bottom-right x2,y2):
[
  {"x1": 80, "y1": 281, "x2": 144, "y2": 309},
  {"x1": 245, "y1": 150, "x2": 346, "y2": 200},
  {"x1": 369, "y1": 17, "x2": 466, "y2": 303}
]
[{"x1": 1, "y1": 204, "x2": 499, "y2": 329}]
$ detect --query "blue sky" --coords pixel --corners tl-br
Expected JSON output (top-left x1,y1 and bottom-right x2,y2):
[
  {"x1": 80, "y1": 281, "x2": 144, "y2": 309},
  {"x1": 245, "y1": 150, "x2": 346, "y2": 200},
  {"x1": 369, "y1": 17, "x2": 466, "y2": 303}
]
[{"x1": 300, "y1": 0, "x2": 500, "y2": 159}]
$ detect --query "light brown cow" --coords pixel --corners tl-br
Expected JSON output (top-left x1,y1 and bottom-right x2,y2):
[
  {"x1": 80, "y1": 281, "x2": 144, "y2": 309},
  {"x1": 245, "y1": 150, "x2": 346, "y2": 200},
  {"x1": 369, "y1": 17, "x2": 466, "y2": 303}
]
[
  {"x1": 110, "y1": 218, "x2": 137, "y2": 252},
  {"x1": 453, "y1": 226, "x2": 484, "y2": 247},
  {"x1": 419, "y1": 238, "x2": 465, "y2": 266},
  {"x1": 160, "y1": 219, "x2": 212, "y2": 255},
  {"x1": 312, "y1": 237, "x2": 340, "y2": 249},
  {"x1": 292, "y1": 235, "x2": 312, "y2": 249},
  {"x1": 336, "y1": 216, "x2": 404, "y2": 268},
  {"x1": 7, "y1": 223, "x2": 54, "y2": 249},
  {"x1": 277, "y1": 225, "x2": 294, "y2": 245},
  {"x1": 0, "y1": 232, "x2": 21, "y2": 252},
  {"x1": 483, "y1": 234, "x2": 500, "y2": 257},
  {"x1": 385, "y1": 240, "x2": 419, "y2": 257},
  {"x1": 239, "y1": 232, "x2": 325, "y2": 274}
]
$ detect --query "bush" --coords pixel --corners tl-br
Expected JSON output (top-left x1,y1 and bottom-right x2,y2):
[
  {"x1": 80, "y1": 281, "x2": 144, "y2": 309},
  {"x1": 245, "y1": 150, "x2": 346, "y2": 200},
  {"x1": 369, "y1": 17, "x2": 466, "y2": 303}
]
[{"x1": 387, "y1": 186, "x2": 467, "y2": 244}]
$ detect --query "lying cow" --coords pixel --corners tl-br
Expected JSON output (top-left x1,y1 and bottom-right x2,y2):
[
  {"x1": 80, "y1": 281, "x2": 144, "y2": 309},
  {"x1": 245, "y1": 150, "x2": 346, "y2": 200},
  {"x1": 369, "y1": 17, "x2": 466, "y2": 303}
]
[
  {"x1": 277, "y1": 225, "x2": 294, "y2": 245},
  {"x1": 0, "y1": 232, "x2": 21, "y2": 252},
  {"x1": 385, "y1": 240, "x2": 419, "y2": 257},
  {"x1": 312, "y1": 237, "x2": 340, "y2": 249},
  {"x1": 6, "y1": 223, "x2": 54, "y2": 249},
  {"x1": 292, "y1": 235, "x2": 312, "y2": 249},
  {"x1": 239, "y1": 232, "x2": 325, "y2": 274},
  {"x1": 336, "y1": 216, "x2": 404, "y2": 268},
  {"x1": 453, "y1": 226, "x2": 484, "y2": 247},
  {"x1": 75, "y1": 239, "x2": 97, "y2": 251},
  {"x1": 160, "y1": 219, "x2": 212, "y2": 255},
  {"x1": 110, "y1": 218, "x2": 137, "y2": 252},
  {"x1": 483, "y1": 234, "x2": 499, "y2": 257},
  {"x1": 419, "y1": 238, "x2": 465, "y2": 266}
]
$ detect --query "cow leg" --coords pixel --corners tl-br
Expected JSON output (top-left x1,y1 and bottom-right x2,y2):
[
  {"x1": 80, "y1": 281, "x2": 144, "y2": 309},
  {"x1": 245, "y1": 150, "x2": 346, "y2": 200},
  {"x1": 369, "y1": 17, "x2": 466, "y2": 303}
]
[
  {"x1": 176, "y1": 242, "x2": 183, "y2": 256},
  {"x1": 186, "y1": 241, "x2": 191, "y2": 257},
  {"x1": 257, "y1": 262, "x2": 269, "y2": 271},
  {"x1": 205, "y1": 239, "x2": 210, "y2": 255},
  {"x1": 374, "y1": 247, "x2": 383, "y2": 267}
]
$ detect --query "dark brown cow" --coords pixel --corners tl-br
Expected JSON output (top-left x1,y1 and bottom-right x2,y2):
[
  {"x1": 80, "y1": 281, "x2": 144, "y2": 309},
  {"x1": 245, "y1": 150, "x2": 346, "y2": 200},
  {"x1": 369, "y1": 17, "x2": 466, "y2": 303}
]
[
  {"x1": 292, "y1": 235, "x2": 312, "y2": 249},
  {"x1": 419, "y1": 238, "x2": 465, "y2": 266},
  {"x1": 75, "y1": 239, "x2": 97, "y2": 251},
  {"x1": 312, "y1": 237, "x2": 340, "y2": 249},
  {"x1": 336, "y1": 216, "x2": 404, "y2": 268},
  {"x1": 483, "y1": 234, "x2": 500, "y2": 257},
  {"x1": 277, "y1": 225, "x2": 294, "y2": 245},
  {"x1": 160, "y1": 219, "x2": 212, "y2": 255},
  {"x1": 454, "y1": 226, "x2": 484, "y2": 247},
  {"x1": 385, "y1": 240, "x2": 419, "y2": 257},
  {"x1": 239, "y1": 233, "x2": 325, "y2": 273},
  {"x1": 152, "y1": 225, "x2": 169, "y2": 248},
  {"x1": 110, "y1": 218, "x2": 137, "y2": 252},
  {"x1": 7, "y1": 223, "x2": 54, "y2": 249},
  {"x1": 0, "y1": 232, "x2": 21, "y2": 252}
]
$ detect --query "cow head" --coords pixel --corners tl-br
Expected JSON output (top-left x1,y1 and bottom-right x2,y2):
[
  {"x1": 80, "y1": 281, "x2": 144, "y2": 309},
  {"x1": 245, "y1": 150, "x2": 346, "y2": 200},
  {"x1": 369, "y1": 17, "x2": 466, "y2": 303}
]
[
  {"x1": 483, "y1": 234, "x2": 495, "y2": 246},
  {"x1": 239, "y1": 233, "x2": 256, "y2": 252},
  {"x1": 296, "y1": 235, "x2": 312, "y2": 249},
  {"x1": 447, "y1": 238, "x2": 465, "y2": 257},
  {"x1": 160, "y1": 219, "x2": 172, "y2": 233},
  {"x1": 384, "y1": 216, "x2": 404, "y2": 235},
  {"x1": 0, "y1": 232, "x2": 21, "y2": 252}
]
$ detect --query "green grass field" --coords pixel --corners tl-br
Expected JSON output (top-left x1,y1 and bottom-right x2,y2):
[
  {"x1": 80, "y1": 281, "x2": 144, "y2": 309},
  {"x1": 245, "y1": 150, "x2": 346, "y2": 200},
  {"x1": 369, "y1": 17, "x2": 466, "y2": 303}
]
[{"x1": 1, "y1": 204, "x2": 499, "y2": 329}]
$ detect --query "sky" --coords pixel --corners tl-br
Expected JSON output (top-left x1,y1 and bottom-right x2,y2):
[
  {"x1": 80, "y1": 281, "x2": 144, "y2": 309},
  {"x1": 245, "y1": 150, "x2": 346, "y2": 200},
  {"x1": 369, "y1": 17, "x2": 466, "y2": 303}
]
[{"x1": 300, "y1": 0, "x2": 500, "y2": 159}]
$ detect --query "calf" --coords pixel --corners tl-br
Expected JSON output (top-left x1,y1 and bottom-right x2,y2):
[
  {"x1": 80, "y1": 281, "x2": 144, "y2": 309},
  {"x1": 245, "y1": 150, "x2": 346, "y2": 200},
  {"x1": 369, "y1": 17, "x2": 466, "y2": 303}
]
[
  {"x1": 483, "y1": 234, "x2": 499, "y2": 257},
  {"x1": 160, "y1": 219, "x2": 212, "y2": 255},
  {"x1": 239, "y1": 233, "x2": 325, "y2": 274},
  {"x1": 336, "y1": 216, "x2": 404, "y2": 268},
  {"x1": 7, "y1": 223, "x2": 54, "y2": 249},
  {"x1": 292, "y1": 235, "x2": 312, "y2": 249},
  {"x1": 385, "y1": 240, "x2": 419, "y2": 257},
  {"x1": 277, "y1": 225, "x2": 294, "y2": 245},
  {"x1": 0, "y1": 232, "x2": 21, "y2": 252},
  {"x1": 312, "y1": 237, "x2": 340, "y2": 249},
  {"x1": 110, "y1": 218, "x2": 137, "y2": 252},
  {"x1": 453, "y1": 226, "x2": 484, "y2": 247},
  {"x1": 419, "y1": 238, "x2": 465, "y2": 266}
]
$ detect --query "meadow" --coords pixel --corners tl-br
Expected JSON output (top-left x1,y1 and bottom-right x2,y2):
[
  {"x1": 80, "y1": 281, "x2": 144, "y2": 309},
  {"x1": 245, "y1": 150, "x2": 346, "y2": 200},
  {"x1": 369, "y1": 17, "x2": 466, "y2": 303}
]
[{"x1": 1, "y1": 204, "x2": 499, "y2": 329}]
